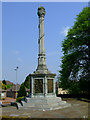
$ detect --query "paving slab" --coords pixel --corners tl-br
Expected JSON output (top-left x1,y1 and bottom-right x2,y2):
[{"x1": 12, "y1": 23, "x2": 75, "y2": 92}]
[{"x1": 1, "y1": 99, "x2": 89, "y2": 118}]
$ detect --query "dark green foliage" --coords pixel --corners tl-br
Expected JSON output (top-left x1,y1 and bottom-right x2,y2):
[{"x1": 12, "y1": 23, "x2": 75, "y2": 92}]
[
  {"x1": 7, "y1": 84, "x2": 13, "y2": 89},
  {"x1": 59, "y1": 7, "x2": 89, "y2": 94},
  {"x1": 24, "y1": 76, "x2": 30, "y2": 89},
  {"x1": 2, "y1": 80, "x2": 13, "y2": 90},
  {"x1": 2, "y1": 80, "x2": 6, "y2": 85},
  {"x1": 16, "y1": 96, "x2": 24, "y2": 102},
  {"x1": 18, "y1": 83, "x2": 26, "y2": 97},
  {"x1": 2, "y1": 80, "x2": 7, "y2": 90}
]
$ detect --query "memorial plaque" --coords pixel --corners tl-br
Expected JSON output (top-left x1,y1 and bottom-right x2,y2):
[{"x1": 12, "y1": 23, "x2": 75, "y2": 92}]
[
  {"x1": 35, "y1": 79, "x2": 43, "y2": 93},
  {"x1": 47, "y1": 79, "x2": 53, "y2": 93}
]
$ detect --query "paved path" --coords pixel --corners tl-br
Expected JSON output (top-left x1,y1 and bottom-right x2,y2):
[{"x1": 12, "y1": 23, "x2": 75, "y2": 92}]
[{"x1": 1, "y1": 99, "x2": 89, "y2": 118}]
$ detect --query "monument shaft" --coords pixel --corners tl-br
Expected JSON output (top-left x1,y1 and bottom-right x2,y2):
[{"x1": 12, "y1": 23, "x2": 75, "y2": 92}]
[
  {"x1": 39, "y1": 16, "x2": 45, "y2": 55},
  {"x1": 37, "y1": 6, "x2": 47, "y2": 71}
]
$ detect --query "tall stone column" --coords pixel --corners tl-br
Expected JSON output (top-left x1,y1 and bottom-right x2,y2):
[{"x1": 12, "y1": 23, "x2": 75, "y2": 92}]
[
  {"x1": 38, "y1": 9, "x2": 45, "y2": 56},
  {"x1": 29, "y1": 6, "x2": 56, "y2": 98},
  {"x1": 36, "y1": 6, "x2": 48, "y2": 72}
]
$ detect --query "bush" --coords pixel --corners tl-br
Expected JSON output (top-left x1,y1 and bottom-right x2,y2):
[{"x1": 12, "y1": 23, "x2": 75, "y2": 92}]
[
  {"x1": 16, "y1": 96, "x2": 24, "y2": 102},
  {"x1": 18, "y1": 83, "x2": 26, "y2": 97},
  {"x1": 24, "y1": 76, "x2": 30, "y2": 89}
]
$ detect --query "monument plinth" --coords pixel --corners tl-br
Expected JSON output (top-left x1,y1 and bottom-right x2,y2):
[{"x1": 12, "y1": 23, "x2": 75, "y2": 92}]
[{"x1": 19, "y1": 6, "x2": 71, "y2": 110}]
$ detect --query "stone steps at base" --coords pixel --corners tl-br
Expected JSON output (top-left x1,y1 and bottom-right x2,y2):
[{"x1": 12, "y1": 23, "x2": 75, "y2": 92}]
[
  {"x1": 18, "y1": 97, "x2": 71, "y2": 110},
  {"x1": 22, "y1": 101, "x2": 67, "y2": 108},
  {"x1": 19, "y1": 103, "x2": 71, "y2": 111},
  {"x1": 26, "y1": 97, "x2": 61, "y2": 101},
  {"x1": 26, "y1": 97, "x2": 62, "y2": 104}
]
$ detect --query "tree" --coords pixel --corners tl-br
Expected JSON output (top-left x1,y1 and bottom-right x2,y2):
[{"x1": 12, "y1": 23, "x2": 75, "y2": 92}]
[
  {"x1": 18, "y1": 83, "x2": 26, "y2": 97},
  {"x1": 2, "y1": 83, "x2": 7, "y2": 90},
  {"x1": 24, "y1": 75, "x2": 30, "y2": 89},
  {"x1": 59, "y1": 7, "x2": 90, "y2": 94},
  {"x1": 2, "y1": 80, "x2": 7, "y2": 90},
  {"x1": 2, "y1": 80, "x2": 6, "y2": 85}
]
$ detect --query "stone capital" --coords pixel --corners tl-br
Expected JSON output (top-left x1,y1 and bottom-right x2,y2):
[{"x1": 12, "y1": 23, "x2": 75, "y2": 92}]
[{"x1": 37, "y1": 6, "x2": 46, "y2": 17}]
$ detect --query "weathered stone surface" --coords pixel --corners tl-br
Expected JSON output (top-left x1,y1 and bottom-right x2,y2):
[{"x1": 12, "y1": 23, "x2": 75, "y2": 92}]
[
  {"x1": 19, "y1": 96, "x2": 71, "y2": 110},
  {"x1": 26, "y1": 6, "x2": 71, "y2": 111}
]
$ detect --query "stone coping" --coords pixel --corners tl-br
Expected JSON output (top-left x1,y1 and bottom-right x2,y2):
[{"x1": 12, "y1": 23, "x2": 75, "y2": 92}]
[{"x1": 29, "y1": 73, "x2": 56, "y2": 77}]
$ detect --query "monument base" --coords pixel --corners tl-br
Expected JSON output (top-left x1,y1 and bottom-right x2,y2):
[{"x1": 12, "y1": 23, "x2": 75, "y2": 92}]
[{"x1": 18, "y1": 96, "x2": 71, "y2": 111}]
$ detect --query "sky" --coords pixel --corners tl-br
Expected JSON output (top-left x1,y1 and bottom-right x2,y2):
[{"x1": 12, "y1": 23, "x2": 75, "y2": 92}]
[{"x1": 2, "y1": 2, "x2": 88, "y2": 84}]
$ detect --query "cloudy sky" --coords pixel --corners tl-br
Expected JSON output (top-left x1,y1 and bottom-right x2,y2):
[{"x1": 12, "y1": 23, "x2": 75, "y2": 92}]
[{"x1": 2, "y1": 2, "x2": 88, "y2": 84}]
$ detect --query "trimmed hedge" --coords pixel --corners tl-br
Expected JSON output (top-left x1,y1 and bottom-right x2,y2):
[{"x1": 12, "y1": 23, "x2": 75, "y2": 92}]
[{"x1": 16, "y1": 96, "x2": 24, "y2": 102}]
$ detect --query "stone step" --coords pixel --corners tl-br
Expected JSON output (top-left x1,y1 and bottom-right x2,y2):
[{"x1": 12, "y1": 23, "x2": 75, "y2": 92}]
[
  {"x1": 26, "y1": 97, "x2": 61, "y2": 103},
  {"x1": 18, "y1": 97, "x2": 71, "y2": 110},
  {"x1": 22, "y1": 101, "x2": 68, "y2": 108}
]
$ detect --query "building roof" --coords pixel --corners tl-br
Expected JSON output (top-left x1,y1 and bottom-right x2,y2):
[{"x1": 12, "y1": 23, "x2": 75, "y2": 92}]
[
  {"x1": 6, "y1": 84, "x2": 20, "y2": 91},
  {"x1": 0, "y1": 83, "x2": 30, "y2": 92},
  {"x1": 6, "y1": 81, "x2": 15, "y2": 85},
  {"x1": 6, "y1": 84, "x2": 30, "y2": 92}
]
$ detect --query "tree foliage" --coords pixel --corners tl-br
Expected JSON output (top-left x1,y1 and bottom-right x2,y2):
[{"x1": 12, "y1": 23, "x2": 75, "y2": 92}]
[
  {"x1": 59, "y1": 7, "x2": 90, "y2": 94},
  {"x1": 2, "y1": 83, "x2": 7, "y2": 90},
  {"x1": 24, "y1": 75, "x2": 30, "y2": 89},
  {"x1": 2, "y1": 80, "x2": 7, "y2": 90},
  {"x1": 18, "y1": 83, "x2": 26, "y2": 97},
  {"x1": 2, "y1": 80, "x2": 6, "y2": 85}
]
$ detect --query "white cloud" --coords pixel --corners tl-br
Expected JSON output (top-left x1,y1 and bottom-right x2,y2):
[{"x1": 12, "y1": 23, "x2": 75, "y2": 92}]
[{"x1": 60, "y1": 26, "x2": 70, "y2": 36}]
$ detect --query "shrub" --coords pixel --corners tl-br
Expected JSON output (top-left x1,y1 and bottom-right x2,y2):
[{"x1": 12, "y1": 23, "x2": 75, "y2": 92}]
[
  {"x1": 18, "y1": 83, "x2": 26, "y2": 97},
  {"x1": 16, "y1": 96, "x2": 24, "y2": 102}
]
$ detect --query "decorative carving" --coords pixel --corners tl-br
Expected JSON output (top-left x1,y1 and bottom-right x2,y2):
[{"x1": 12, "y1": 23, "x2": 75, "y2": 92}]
[
  {"x1": 38, "y1": 34, "x2": 45, "y2": 44},
  {"x1": 37, "y1": 6, "x2": 46, "y2": 17}
]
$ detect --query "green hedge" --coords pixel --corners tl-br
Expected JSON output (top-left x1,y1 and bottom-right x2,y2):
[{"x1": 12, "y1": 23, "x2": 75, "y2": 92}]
[{"x1": 16, "y1": 96, "x2": 24, "y2": 102}]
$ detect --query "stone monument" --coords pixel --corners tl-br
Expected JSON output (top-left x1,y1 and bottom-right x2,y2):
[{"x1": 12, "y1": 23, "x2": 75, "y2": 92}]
[
  {"x1": 29, "y1": 6, "x2": 56, "y2": 98},
  {"x1": 19, "y1": 6, "x2": 71, "y2": 110}
]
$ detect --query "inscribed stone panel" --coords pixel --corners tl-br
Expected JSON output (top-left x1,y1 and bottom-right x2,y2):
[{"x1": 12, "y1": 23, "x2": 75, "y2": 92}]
[
  {"x1": 35, "y1": 79, "x2": 43, "y2": 93},
  {"x1": 47, "y1": 79, "x2": 53, "y2": 93}
]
